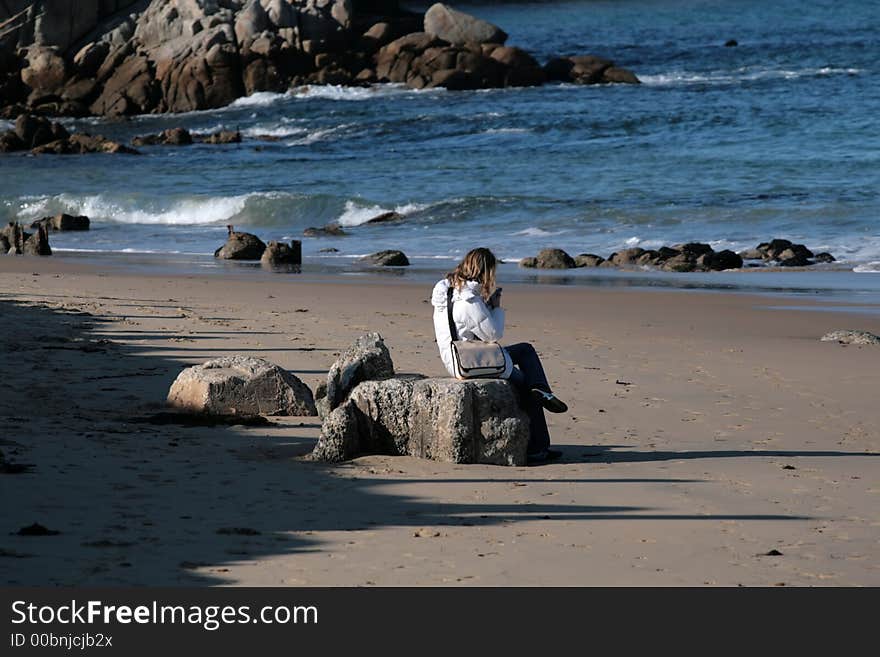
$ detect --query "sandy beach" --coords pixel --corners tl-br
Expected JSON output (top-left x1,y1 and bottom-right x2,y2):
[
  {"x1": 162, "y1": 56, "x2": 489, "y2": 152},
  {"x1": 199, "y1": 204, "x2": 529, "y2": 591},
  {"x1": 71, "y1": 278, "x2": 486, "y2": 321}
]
[{"x1": 1, "y1": 256, "x2": 878, "y2": 586}]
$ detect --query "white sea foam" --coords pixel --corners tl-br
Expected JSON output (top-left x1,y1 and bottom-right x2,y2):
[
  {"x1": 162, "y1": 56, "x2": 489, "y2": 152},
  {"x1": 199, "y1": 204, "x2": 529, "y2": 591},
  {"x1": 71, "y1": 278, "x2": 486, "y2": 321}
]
[
  {"x1": 286, "y1": 124, "x2": 354, "y2": 146},
  {"x1": 853, "y1": 262, "x2": 880, "y2": 273},
  {"x1": 290, "y1": 83, "x2": 441, "y2": 101},
  {"x1": 336, "y1": 200, "x2": 429, "y2": 227},
  {"x1": 512, "y1": 227, "x2": 564, "y2": 237},
  {"x1": 482, "y1": 127, "x2": 531, "y2": 135},
  {"x1": 640, "y1": 66, "x2": 862, "y2": 87},
  {"x1": 12, "y1": 192, "x2": 285, "y2": 226},
  {"x1": 229, "y1": 91, "x2": 292, "y2": 108}
]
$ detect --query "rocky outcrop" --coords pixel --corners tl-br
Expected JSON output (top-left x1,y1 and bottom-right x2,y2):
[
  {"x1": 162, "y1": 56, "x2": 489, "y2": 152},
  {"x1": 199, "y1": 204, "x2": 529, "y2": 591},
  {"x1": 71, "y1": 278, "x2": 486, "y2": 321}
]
[
  {"x1": 312, "y1": 377, "x2": 529, "y2": 465},
  {"x1": 521, "y1": 239, "x2": 838, "y2": 272},
  {"x1": 261, "y1": 239, "x2": 302, "y2": 265},
  {"x1": 30, "y1": 213, "x2": 90, "y2": 231},
  {"x1": 167, "y1": 355, "x2": 317, "y2": 416},
  {"x1": 361, "y1": 249, "x2": 409, "y2": 266},
  {"x1": 423, "y1": 3, "x2": 506, "y2": 46},
  {"x1": 544, "y1": 54, "x2": 640, "y2": 85},
  {"x1": 214, "y1": 226, "x2": 266, "y2": 260},
  {"x1": 1, "y1": 221, "x2": 51, "y2": 255},
  {"x1": 0, "y1": 113, "x2": 136, "y2": 153},
  {"x1": 820, "y1": 330, "x2": 880, "y2": 346},
  {"x1": 132, "y1": 126, "x2": 193, "y2": 146},
  {"x1": 316, "y1": 331, "x2": 394, "y2": 418},
  {"x1": 0, "y1": 2, "x2": 640, "y2": 118}
]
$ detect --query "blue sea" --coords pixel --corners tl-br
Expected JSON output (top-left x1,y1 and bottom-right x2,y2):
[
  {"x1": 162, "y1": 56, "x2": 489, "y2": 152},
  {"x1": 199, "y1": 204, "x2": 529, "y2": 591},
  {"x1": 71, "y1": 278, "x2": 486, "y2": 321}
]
[{"x1": 2, "y1": 0, "x2": 879, "y2": 274}]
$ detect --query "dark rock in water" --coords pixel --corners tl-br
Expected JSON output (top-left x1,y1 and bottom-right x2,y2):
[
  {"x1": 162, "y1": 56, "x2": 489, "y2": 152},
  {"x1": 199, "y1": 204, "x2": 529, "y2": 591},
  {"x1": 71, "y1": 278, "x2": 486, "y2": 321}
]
[
  {"x1": 214, "y1": 226, "x2": 266, "y2": 260},
  {"x1": 699, "y1": 249, "x2": 743, "y2": 271},
  {"x1": 363, "y1": 250, "x2": 410, "y2": 266},
  {"x1": 30, "y1": 132, "x2": 139, "y2": 155},
  {"x1": 676, "y1": 242, "x2": 714, "y2": 258},
  {"x1": 574, "y1": 253, "x2": 605, "y2": 267},
  {"x1": 0, "y1": 131, "x2": 25, "y2": 152},
  {"x1": 14, "y1": 114, "x2": 68, "y2": 149},
  {"x1": 602, "y1": 66, "x2": 640, "y2": 84},
  {"x1": 31, "y1": 214, "x2": 90, "y2": 231},
  {"x1": 724, "y1": 39, "x2": 739, "y2": 47},
  {"x1": 661, "y1": 253, "x2": 699, "y2": 273},
  {"x1": 261, "y1": 240, "x2": 302, "y2": 266},
  {"x1": 132, "y1": 127, "x2": 193, "y2": 146},
  {"x1": 366, "y1": 211, "x2": 404, "y2": 224},
  {"x1": 760, "y1": 238, "x2": 793, "y2": 259},
  {"x1": 303, "y1": 223, "x2": 347, "y2": 237},
  {"x1": 17, "y1": 523, "x2": 60, "y2": 536},
  {"x1": 814, "y1": 252, "x2": 836, "y2": 263},
  {"x1": 519, "y1": 256, "x2": 537, "y2": 268},
  {"x1": 423, "y1": 3, "x2": 508, "y2": 46},
  {"x1": 318, "y1": 247, "x2": 340, "y2": 253},
  {"x1": 198, "y1": 130, "x2": 242, "y2": 145},
  {"x1": 531, "y1": 248, "x2": 576, "y2": 269}
]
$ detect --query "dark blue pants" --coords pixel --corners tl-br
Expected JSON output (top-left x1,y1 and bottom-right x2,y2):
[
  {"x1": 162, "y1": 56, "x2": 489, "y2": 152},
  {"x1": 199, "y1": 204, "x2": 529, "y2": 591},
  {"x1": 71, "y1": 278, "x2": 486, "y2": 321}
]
[{"x1": 505, "y1": 342, "x2": 551, "y2": 454}]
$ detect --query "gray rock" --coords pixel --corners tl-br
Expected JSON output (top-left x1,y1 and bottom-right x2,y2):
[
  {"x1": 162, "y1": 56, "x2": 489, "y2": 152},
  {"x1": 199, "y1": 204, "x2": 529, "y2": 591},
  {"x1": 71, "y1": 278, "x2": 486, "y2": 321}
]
[
  {"x1": 311, "y1": 377, "x2": 529, "y2": 465},
  {"x1": 214, "y1": 228, "x2": 266, "y2": 260},
  {"x1": 366, "y1": 211, "x2": 403, "y2": 224},
  {"x1": 814, "y1": 252, "x2": 836, "y2": 263},
  {"x1": 519, "y1": 256, "x2": 537, "y2": 268},
  {"x1": 320, "y1": 332, "x2": 395, "y2": 418},
  {"x1": 574, "y1": 253, "x2": 605, "y2": 267},
  {"x1": 820, "y1": 330, "x2": 880, "y2": 346},
  {"x1": 610, "y1": 247, "x2": 646, "y2": 267},
  {"x1": 22, "y1": 223, "x2": 51, "y2": 256},
  {"x1": 602, "y1": 66, "x2": 640, "y2": 84},
  {"x1": 362, "y1": 250, "x2": 410, "y2": 266},
  {"x1": 167, "y1": 355, "x2": 317, "y2": 416},
  {"x1": 533, "y1": 248, "x2": 575, "y2": 269},
  {"x1": 424, "y1": 3, "x2": 507, "y2": 46},
  {"x1": 303, "y1": 223, "x2": 347, "y2": 237}
]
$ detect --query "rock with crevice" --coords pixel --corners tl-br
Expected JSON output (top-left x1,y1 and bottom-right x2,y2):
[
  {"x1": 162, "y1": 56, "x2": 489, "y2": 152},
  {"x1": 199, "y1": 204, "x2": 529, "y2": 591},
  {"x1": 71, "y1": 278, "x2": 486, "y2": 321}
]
[
  {"x1": 167, "y1": 355, "x2": 317, "y2": 416},
  {"x1": 317, "y1": 331, "x2": 394, "y2": 418},
  {"x1": 312, "y1": 377, "x2": 529, "y2": 465}
]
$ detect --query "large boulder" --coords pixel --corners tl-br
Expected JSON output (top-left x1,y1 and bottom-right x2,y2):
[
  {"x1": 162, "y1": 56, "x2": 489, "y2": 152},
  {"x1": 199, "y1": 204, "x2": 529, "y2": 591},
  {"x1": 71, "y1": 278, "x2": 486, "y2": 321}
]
[
  {"x1": 312, "y1": 377, "x2": 530, "y2": 465},
  {"x1": 214, "y1": 228, "x2": 266, "y2": 260},
  {"x1": 521, "y1": 248, "x2": 576, "y2": 269},
  {"x1": 317, "y1": 331, "x2": 395, "y2": 418},
  {"x1": 423, "y1": 3, "x2": 507, "y2": 46},
  {"x1": 167, "y1": 355, "x2": 317, "y2": 416}
]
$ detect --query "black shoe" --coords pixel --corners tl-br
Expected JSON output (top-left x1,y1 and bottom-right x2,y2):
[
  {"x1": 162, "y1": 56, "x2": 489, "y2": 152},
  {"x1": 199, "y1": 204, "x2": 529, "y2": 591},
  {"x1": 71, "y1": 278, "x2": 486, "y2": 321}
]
[
  {"x1": 527, "y1": 449, "x2": 563, "y2": 465},
  {"x1": 531, "y1": 388, "x2": 568, "y2": 413}
]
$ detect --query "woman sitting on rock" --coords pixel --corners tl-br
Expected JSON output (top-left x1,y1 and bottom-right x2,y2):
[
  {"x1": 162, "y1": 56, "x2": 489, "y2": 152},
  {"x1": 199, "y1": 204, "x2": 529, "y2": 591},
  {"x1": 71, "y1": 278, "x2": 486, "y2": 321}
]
[{"x1": 431, "y1": 247, "x2": 567, "y2": 463}]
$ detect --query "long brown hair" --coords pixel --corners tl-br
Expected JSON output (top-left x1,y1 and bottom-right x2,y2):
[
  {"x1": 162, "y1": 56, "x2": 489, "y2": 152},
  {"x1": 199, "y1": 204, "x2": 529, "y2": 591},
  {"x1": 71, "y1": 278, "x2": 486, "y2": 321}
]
[{"x1": 446, "y1": 247, "x2": 497, "y2": 301}]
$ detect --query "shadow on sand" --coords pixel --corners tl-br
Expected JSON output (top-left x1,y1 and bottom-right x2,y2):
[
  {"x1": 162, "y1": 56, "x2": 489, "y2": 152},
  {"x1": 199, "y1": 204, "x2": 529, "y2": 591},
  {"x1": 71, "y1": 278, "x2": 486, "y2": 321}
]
[{"x1": 3, "y1": 300, "x2": 869, "y2": 585}]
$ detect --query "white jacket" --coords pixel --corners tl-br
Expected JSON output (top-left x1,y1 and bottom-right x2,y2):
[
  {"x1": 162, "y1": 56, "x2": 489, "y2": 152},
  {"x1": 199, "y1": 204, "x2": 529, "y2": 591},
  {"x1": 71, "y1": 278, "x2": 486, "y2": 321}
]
[{"x1": 431, "y1": 278, "x2": 513, "y2": 378}]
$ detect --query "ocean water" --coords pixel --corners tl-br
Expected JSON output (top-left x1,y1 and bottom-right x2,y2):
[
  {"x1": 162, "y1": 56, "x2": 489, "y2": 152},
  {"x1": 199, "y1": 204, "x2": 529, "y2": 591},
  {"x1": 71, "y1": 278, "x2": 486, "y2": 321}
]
[{"x1": 1, "y1": 0, "x2": 879, "y2": 273}]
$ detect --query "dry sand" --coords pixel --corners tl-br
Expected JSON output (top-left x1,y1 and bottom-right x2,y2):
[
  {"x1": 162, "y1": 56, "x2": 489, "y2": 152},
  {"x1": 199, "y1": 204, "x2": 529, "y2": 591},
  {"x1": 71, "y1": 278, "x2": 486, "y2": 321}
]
[{"x1": 1, "y1": 257, "x2": 878, "y2": 586}]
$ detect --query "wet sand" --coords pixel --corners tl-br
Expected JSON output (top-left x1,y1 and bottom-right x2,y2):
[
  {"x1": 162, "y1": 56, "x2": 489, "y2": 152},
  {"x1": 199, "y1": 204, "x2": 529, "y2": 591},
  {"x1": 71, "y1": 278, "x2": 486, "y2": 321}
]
[{"x1": 1, "y1": 256, "x2": 878, "y2": 586}]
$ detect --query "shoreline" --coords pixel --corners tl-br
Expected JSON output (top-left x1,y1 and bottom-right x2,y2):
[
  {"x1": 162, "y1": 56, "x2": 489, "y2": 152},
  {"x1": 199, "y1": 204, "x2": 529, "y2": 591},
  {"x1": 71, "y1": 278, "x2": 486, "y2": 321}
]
[{"x1": 6, "y1": 251, "x2": 880, "y2": 312}]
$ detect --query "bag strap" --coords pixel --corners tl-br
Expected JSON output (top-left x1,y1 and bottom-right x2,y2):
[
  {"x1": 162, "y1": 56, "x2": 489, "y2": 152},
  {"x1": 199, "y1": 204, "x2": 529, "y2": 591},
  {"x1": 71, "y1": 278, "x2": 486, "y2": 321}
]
[{"x1": 446, "y1": 286, "x2": 460, "y2": 342}]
